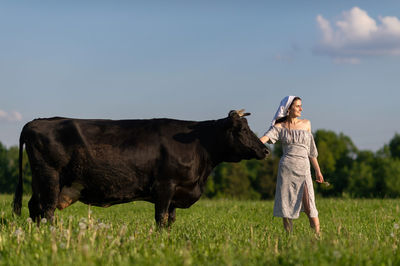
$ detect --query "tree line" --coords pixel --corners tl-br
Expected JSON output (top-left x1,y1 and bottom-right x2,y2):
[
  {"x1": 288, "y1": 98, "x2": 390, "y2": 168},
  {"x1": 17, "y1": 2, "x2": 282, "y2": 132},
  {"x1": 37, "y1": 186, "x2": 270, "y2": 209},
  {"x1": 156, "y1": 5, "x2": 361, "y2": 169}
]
[
  {"x1": 205, "y1": 130, "x2": 400, "y2": 199},
  {"x1": 0, "y1": 130, "x2": 400, "y2": 198}
]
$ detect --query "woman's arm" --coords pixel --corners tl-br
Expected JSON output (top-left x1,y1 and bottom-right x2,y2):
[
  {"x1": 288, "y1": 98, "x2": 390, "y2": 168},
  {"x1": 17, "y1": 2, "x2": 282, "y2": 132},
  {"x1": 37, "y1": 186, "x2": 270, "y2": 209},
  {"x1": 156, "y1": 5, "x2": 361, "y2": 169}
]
[
  {"x1": 307, "y1": 120, "x2": 323, "y2": 182},
  {"x1": 260, "y1": 123, "x2": 282, "y2": 144},
  {"x1": 310, "y1": 157, "x2": 324, "y2": 183}
]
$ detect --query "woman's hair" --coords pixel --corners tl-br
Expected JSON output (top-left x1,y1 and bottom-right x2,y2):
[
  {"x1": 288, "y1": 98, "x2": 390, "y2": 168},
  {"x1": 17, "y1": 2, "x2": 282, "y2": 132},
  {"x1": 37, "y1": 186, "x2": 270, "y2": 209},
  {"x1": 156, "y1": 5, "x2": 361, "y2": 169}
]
[{"x1": 275, "y1": 96, "x2": 302, "y2": 124}]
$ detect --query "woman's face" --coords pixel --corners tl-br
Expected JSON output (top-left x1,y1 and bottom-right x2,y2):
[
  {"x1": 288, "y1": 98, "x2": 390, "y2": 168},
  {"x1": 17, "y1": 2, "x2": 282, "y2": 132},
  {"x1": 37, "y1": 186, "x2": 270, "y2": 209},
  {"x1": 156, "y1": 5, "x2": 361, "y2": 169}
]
[{"x1": 288, "y1": 99, "x2": 302, "y2": 118}]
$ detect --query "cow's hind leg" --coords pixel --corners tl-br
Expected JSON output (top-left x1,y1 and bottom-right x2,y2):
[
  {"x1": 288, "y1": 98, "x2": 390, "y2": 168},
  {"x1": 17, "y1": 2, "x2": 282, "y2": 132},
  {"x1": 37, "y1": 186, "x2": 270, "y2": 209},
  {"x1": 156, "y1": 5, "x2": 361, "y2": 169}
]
[
  {"x1": 38, "y1": 168, "x2": 60, "y2": 223},
  {"x1": 28, "y1": 194, "x2": 42, "y2": 223},
  {"x1": 29, "y1": 168, "x2": 43, "y2": 223},
  {"x1": 154, "y1": 182, "x2": 175, "y2": 228}
]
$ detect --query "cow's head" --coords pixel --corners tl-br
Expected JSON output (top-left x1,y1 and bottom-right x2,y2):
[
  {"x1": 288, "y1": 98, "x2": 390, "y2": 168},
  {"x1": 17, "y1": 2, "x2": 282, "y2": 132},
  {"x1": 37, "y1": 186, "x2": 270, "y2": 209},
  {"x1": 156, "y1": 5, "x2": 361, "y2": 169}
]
[{"x1": 218, "y1": 110, "x2": 269, "y2": 162}]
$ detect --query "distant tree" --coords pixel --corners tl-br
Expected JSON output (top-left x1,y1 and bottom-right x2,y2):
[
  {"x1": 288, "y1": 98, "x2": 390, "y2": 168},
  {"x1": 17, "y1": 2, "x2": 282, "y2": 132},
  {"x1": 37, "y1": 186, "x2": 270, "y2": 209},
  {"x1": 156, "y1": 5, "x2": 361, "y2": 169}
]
[
  {"x1": 345, "y1": 161, "x2": 375, "y2": 197},
  {"x1": 250, "y1": 157, "x2": 279, "y2": 199},
  {"x1": 314, "y1": 130, "x2": 357, "y2": 196},
  {"x1": 271, "y1": 140, "x2": 283, "y2": 158},
  {"x1": 389, "y1": 133, "x2": 400, "y2": 159},
  {"x1": 379, "y1": 157, "x2": 400, "y2": 197},
  {"x1": 0, "y1": 142, "x2": 31, "y2": 194},
  {"x1": 0, "y1": 142, "x2": 11, "y2": 193},
  {"x1": 205, "y1": 161, "x2": 260, "y2": 199},
  {"x1": 7, "y1": 146, "x2": 32, "y2": 194},
  {"x1": 356, "y1": 150, "x2": 375, "y2": 165},
  {"x1": 376, "y1": 144, "x2": 391, "y2": 158}
]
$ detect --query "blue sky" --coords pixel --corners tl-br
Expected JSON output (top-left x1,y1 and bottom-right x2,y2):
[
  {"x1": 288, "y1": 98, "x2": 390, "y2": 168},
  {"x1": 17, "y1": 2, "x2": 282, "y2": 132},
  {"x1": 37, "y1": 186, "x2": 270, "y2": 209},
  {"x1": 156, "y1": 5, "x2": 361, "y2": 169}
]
[{"x1": 1, "y1": 1, "x2": 399, "y2": 151}]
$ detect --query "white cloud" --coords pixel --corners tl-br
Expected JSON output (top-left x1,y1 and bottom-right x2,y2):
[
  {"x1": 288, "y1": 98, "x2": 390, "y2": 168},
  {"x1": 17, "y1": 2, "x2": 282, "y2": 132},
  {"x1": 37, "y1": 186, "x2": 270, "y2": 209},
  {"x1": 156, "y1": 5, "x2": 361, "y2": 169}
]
[
  {"x1": 0, "y1": 110, "x2": 23, "y2": 122},
  {"x1": 314, "y1": 7, "x2": 400, "y2": 63}
]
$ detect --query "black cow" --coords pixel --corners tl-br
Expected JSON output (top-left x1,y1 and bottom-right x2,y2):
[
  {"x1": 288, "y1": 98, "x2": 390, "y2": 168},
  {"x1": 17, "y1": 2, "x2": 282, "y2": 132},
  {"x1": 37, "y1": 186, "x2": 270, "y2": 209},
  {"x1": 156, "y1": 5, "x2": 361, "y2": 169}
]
[{"x1": 13, "y1": 110, "x2": 269, "y2": 226}]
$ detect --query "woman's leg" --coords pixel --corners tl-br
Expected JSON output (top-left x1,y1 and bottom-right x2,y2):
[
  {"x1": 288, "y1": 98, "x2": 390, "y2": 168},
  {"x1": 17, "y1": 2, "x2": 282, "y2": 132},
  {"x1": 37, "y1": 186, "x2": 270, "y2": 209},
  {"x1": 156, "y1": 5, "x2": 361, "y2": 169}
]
[
  {"x1": 302, "y1": 185, "x2": 320, "y2": 234},
  {"x1": 282, "y1": 218, "x2": 293, "y2": 233}
]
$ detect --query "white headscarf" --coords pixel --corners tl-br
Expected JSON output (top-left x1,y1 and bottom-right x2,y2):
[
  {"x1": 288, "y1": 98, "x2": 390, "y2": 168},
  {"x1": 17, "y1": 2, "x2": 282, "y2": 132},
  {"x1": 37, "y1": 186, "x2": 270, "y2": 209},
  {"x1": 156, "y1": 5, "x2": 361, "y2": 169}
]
[{"x1": 271, "y1": 95, "x2": 296, "y2": 126}]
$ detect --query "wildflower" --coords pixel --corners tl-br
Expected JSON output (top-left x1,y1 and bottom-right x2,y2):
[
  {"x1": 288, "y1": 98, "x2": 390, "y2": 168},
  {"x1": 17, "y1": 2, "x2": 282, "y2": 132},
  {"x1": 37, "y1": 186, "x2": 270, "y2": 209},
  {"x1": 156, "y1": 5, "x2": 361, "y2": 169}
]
[
  {"x1": 391, "y1": 232, "x2": 395, "y2": 238},
  {"x1": 50, "y1": 226, "x2": 56, "y2": 232},
  {"x1": 62, "y1": 229, "x2": 70, "y2": 238},
  {"x1": 26, "y1": 217, "x2": 33, "y2": 223},
  {"x1": 13, "y1": 228, "x2": 24, "y2": 237},
  {"x1": 394, "y1": 223, "x2": 399, "y2": 230},
  {"x1": 119, "y1": 225, "x2": 128, "y2": 235},
  {"x1": 96, "y1": 222, "x2": 106, "y2": 229},
  {"x1": 41, "y1": 218, "x2": 47, "y2": 224},
  {"x1": 79, "y1": 222, "x2": 87, "y2": 230}
]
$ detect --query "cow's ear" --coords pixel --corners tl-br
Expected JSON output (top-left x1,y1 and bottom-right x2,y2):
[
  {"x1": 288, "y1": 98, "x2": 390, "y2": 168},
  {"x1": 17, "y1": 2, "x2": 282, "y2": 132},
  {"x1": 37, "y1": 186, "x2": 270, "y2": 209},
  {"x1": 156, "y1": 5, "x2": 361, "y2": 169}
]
[
  {"x1": 219, "y1": 110, "x2": 243, "y2": 130},
  {"x1": 228, "y1": 111, "x2": 242, "y2": 129},
  {"x1": 228, "y1": 110, "x2": 240, "y2": 119}
]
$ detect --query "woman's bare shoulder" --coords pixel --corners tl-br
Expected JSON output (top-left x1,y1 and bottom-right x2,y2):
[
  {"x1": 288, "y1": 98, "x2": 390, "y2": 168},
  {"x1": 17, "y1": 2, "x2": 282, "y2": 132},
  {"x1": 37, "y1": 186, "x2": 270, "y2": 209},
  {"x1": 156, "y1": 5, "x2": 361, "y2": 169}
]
[
  {"x1": 274, "y1": 122, "x2": 283, "y2": 128},
  {"x1": 300, "y1": 119, "x2": 312, "y2": 131}
]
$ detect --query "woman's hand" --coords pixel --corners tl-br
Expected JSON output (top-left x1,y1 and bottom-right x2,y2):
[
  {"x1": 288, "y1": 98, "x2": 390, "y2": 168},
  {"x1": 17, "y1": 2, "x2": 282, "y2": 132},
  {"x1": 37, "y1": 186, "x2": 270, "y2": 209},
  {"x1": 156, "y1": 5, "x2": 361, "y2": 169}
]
[
  {"x1": 315, "y1": 171, "x2": 324, "y2": 183},
  {"x1": 310, "y1": 157, "x2": 324, "y2": 183},
  {"x1": 259, "y1": 135, "x2": 269, "y2": 144}
]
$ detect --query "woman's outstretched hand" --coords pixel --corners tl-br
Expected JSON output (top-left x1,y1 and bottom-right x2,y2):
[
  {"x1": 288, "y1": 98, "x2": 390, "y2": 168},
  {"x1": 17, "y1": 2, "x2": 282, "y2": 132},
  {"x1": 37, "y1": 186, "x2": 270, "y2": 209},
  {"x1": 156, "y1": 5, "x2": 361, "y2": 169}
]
[{"x1": 259, "y1": 135, "x2": 269, "y2": 144}]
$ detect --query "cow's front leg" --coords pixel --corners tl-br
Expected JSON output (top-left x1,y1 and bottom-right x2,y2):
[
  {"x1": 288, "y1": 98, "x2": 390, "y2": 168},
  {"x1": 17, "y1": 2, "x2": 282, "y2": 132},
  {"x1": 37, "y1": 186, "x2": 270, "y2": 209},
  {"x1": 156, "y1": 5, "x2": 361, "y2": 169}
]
[
  {"x1": 154, "y1": 202, "x2": 170, "y2": 228},
  {"x1": 167, "y1": 205, "x2": 176, "y2": 227},
  {"x1": 154, "y1": 182, "x2": 174, "y2": 228}
]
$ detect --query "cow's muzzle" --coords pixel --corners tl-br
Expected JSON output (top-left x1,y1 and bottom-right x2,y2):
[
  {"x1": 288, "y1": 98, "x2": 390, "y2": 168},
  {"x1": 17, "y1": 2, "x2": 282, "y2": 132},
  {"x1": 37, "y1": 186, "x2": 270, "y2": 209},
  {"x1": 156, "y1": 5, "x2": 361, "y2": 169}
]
[{"x1": 263, "y1": 147, "x2": 270, "y2": 159}]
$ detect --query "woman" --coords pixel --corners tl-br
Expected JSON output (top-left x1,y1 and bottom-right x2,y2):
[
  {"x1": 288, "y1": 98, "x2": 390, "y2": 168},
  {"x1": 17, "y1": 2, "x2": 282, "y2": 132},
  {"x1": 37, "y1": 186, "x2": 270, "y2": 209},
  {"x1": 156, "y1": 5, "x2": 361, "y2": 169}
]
[{"x1": 259, "y1": 96, "x2": 324, "y2": 234}]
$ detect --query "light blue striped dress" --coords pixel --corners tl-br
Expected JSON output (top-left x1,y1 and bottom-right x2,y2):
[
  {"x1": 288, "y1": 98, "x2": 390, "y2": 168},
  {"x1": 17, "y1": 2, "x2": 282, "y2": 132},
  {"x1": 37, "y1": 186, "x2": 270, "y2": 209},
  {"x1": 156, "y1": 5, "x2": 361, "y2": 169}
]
[{"x1": 264, "y1": 126, "x2": 319, "y2": 219}]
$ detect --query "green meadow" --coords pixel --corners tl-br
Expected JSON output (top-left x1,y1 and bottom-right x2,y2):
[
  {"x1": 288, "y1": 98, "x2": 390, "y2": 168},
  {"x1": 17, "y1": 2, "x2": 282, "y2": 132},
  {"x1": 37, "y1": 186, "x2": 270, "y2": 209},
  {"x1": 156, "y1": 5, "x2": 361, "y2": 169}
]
[{"x1": 0, "y1": 195, "x2": 399, "y2": 265}]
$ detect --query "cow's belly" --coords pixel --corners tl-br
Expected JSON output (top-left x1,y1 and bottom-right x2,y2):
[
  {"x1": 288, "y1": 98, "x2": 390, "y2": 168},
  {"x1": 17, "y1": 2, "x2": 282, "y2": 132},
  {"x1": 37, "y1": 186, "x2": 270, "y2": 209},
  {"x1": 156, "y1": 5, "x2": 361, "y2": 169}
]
[
  {"x1": 79, "y1": 192, "x2": 150, "y2": 207},
  {"x1": 57, "y1": 180, "x2": 149, "y2": 210},
  {"x1": 62, "y1": 168, "x2": 152, "y2": 207},
  {"x1": 78, "y1": 179, "x2": 151, "y2": 207}
]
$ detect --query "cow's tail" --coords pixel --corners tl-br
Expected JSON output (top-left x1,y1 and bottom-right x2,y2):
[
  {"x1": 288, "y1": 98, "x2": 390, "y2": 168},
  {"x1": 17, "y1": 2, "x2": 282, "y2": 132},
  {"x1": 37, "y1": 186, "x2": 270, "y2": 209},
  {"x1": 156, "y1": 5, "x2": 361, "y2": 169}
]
[{"x1": 13, "y1": 132, "x2": 25, "y2": 216}]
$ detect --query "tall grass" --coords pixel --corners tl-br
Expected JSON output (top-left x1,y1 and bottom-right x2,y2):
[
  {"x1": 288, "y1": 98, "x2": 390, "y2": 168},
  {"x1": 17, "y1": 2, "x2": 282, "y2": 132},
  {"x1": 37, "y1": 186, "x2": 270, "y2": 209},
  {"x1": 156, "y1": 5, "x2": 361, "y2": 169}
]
[{"x1": 0, "y1": 195, "x2": 399, "y2": 265}]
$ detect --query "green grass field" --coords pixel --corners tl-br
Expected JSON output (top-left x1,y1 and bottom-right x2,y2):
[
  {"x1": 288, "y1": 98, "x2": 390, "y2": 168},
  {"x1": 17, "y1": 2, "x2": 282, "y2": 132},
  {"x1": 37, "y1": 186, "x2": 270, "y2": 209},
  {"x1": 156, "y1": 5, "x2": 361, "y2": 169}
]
[{"x1": 0, "y1": 195, "x2": 399, "y2": 265}]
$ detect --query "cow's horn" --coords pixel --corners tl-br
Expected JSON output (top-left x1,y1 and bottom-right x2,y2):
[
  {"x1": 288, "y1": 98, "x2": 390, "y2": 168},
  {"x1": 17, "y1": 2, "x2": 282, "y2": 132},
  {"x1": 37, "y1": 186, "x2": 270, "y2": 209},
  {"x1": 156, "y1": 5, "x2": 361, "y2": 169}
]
[{"x1": 237, "y1": 109, "x2": 251, "y2": 117}]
